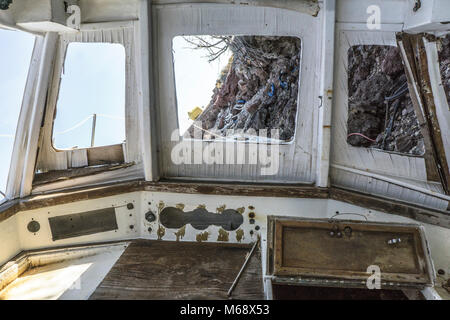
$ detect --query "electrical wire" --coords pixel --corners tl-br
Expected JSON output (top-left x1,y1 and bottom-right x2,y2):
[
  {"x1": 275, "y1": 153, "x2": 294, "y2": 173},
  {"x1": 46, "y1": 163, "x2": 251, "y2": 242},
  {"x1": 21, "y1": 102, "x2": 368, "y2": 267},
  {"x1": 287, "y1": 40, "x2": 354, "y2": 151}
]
[
  {"x1": 55, "y1": 113, "x2": 125, "y2": 135},
  {"x1": 347, "y1": 132, "x2": 377, "y2": 142}
]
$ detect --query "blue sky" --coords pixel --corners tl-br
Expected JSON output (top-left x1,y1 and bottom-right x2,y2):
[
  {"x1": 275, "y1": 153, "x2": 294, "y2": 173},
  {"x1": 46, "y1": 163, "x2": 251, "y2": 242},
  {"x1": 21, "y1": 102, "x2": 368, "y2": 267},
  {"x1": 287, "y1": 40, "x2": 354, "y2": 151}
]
[
  {"x1": 0, "y1": 29, "x2": 34, "y2": 199},
  {"x1": 0, "y1": 31, "x2": 222, "y2": 199}
]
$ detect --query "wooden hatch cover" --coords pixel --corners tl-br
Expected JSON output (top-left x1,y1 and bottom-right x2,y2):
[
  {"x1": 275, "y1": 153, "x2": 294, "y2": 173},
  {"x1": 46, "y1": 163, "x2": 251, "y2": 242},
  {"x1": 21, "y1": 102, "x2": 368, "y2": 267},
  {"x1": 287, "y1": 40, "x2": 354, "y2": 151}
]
[{"x1": 267, "y1": 216, "x2": 435, "y2": 289}]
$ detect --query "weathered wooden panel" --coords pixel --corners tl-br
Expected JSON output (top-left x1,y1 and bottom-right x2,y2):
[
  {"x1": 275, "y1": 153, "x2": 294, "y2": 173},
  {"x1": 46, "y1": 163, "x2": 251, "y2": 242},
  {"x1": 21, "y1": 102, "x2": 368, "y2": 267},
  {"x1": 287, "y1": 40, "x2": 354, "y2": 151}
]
[
  {"x1": 268, "y1": 217, "x2": 435, "y2": 288},
  {"x1": 90, "y1": 240, "x2": 263, "y2": 300}
]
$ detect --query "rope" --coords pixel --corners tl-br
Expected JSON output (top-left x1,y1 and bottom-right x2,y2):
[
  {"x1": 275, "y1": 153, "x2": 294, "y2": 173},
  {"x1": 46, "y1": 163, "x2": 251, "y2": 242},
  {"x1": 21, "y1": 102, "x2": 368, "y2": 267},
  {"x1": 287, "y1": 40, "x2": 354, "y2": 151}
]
[
  {"x1": 191, "y1": 123, "x2": 226, "y2": 139},
  {"x1": 55, "y1": 115, "x2": 93, "y2": 135},
  {"x1": 347, "y1": 132, "x2": 377, "y2": 143}
]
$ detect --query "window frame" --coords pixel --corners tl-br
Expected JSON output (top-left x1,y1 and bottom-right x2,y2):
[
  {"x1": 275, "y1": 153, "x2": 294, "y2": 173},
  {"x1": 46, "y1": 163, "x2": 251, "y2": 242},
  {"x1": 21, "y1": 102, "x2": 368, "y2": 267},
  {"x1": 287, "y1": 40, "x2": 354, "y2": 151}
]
[
  {"x1": 171, "y1": 34, "x2": 302, "y2": 145},
  {"x1": 330, "y1": 24, "x2": 447, "y2": 206}
]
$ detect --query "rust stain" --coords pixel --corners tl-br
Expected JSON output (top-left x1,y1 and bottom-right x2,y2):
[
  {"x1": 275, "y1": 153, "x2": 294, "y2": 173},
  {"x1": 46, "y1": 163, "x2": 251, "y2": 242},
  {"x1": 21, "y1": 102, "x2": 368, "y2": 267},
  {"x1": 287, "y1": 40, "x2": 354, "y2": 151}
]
[
  {"x1": 197, "y1": 204, "x2": 206, "y2": 209},
  {"x1": 236, "y1": 229, "x2": 244, "y2": 242},
  {"x1": 248, "y1": 206, "x2": 255, "y2": 210},
  {"x1": 237, "y1": 207, "x2": 245, "y2": 214},
  {"x1": 217, "y1": 228, "x2": 229, "y2": 242},
  {"x1": 157, "y1": 225, "x2": 165, "y2": 240},
  {"x1": 176, "y1": 203, "x2": 185, "y2": 210},
  {"x1": 174, "y1": 225, "x2": 186, "y2": 241},
  {"x1": 196, "y1": 231, "x2": 209, "y2": 242},
  {"x1": 216, "y1": 205, "x2": 226, "y2": 213}
]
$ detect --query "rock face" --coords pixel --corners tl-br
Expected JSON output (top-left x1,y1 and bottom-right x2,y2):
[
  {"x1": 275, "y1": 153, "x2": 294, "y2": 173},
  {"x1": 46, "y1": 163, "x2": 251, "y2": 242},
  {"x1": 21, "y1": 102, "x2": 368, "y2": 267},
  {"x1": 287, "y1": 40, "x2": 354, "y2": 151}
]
[
  {"x1": 347, "y1": 45, "x2": 425, "y2": 155},
  {"x1": 438, "y1": 34, "x2": 450, "y2": 107},
  {"x1": 186, "y1": 36, "x2": 301, "y2": 141}
]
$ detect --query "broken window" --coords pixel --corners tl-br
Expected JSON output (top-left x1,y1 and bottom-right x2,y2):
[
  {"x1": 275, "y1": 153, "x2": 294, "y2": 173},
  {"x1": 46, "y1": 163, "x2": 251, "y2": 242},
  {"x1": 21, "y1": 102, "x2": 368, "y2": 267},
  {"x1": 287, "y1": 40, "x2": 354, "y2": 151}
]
[
  {"x1": 52, "y1": 42, "x2": 126, "y2": 150},
  {"x1": 438, "y1": 34, "x2": 450, "y2": 107},
  {"x1": 172, "y1": 35, "x2": 301, "y2": 143},
  {"x1": 0, "y1": 29, "x2": 35, "y2": 201},
  {"x1": 347, "y1": 45, "x2": 425, "y2": 156}
]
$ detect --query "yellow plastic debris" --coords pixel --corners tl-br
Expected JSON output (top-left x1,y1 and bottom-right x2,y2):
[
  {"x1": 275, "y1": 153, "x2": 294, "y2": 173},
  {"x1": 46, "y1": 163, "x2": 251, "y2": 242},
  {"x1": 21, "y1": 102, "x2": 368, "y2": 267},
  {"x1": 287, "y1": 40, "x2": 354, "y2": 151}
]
[{"x1": 188, "y1": 106, "x2": 203, "y2": 120}]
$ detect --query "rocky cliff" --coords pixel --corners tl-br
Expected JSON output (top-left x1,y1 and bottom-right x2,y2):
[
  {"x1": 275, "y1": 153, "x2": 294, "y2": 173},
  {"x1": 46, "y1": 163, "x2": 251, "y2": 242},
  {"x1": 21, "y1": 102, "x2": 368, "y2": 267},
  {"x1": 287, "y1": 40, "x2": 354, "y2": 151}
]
[{"x1": 186, "y1": 36, "x2": 301, "y2": 142}]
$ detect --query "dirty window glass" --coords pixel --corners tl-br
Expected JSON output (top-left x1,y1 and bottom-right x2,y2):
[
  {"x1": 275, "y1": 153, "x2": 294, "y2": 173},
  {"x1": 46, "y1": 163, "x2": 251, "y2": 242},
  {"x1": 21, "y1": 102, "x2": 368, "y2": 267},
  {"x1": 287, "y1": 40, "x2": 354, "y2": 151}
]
[
  {"x1": 0, "y1": 29, "x2": 35, "y2": 201},
  {"x1": 347, "y1": 45, "x2": 424, "y2": 156},
  {"x1": 53, "y1": 42, "x2": 126, "y2": 150},
  {"x1": 172, "y1": 35, "x2": 301, "y2": 143}
]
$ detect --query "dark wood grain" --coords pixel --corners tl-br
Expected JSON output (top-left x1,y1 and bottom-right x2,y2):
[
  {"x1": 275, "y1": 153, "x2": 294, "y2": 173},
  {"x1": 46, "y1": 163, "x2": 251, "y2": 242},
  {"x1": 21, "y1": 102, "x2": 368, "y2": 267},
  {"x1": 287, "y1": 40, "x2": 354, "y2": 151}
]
[
  {"x1": 89, "y1": 240, "x2": 263, "y2": 300},
  {"x1": 0, "y1": 180, "x2": 327, "y2": 223}
]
